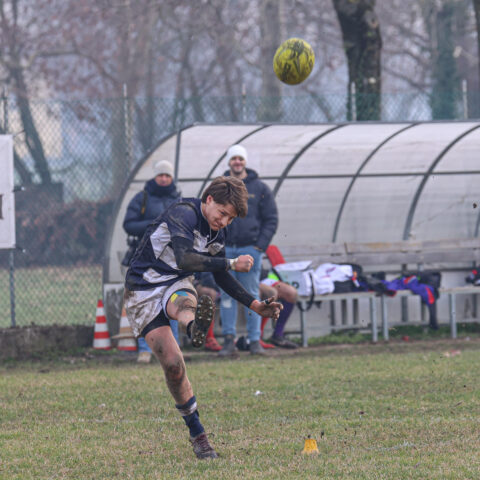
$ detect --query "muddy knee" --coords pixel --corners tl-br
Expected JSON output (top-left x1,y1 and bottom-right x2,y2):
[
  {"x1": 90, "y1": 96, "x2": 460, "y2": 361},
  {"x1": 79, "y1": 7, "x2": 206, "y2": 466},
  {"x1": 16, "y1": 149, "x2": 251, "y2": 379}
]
[
  {"x1": 174, "y1": 295, "x2": 197, "y2": 314},
  {"x1": 164, "y1": 357, "x2": 186, "y2": 385}
]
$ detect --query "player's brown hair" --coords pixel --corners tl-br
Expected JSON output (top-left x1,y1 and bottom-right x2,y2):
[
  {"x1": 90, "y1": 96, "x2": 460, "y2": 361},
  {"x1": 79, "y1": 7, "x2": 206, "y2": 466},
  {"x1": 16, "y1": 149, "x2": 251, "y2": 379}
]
[{"x1": 201, "y1": 176, "x2": 248, "y2": 218}]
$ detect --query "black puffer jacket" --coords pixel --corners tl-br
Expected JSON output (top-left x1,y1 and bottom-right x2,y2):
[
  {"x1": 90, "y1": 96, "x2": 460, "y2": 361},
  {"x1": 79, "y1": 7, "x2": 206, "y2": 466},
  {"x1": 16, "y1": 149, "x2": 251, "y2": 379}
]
[
  {"x1": 224, "y1": 168, "x2": 278, "y2": 251},
  {"x1": 123, "y1": 179, "x2": 181, "y2": 238}
]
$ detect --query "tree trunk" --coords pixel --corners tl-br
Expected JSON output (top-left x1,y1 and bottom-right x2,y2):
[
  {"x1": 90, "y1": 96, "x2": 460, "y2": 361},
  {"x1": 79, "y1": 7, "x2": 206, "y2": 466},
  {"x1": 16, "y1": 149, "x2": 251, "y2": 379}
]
[
  {"x1": 258, "y1": 0, "x2": 283, "y2": 121},
  {"x1": 136, "y1": 13, "x2": 157, "y2": 155},
  {"x1": 332, "y1": 0, "x2": 382, "y2": 120},
  {"x1": 11, "y1": 66, "x2": 52, "y2": 184},
  {"x1": 430, "y1": 2, "x2": 459, "y2": 119}
]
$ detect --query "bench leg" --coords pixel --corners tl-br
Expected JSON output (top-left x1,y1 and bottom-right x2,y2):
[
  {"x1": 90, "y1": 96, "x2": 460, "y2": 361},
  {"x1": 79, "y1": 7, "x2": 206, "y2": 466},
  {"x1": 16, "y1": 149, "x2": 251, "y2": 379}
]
[
  {"x1": 370, "y1": 297, "x2": 378, "y2": 343},
  {"x1": 353, "y1": 298, "x2": 359, "y2": 325},
  {"x1": 300, "y1": 303, "x2": 308, "y2": 348},
  {"x1": 341, "y1": 299, "x2": 347, "y2": 325},
  {"x1": 381, "y1": 296, "x2": 389, "y2": 341},
  {"x1": 449, "y1": 293, "x2": 457, "y2": 339},
  {"x1": 421, "y1": 301, "x2": 427, "y2": 324},
  {"x1": 401, "y1": 297, "x2": 409, "y2": 323},
  {"x1": 330, "y1": 301, "x2": 336, "y2": 327}
]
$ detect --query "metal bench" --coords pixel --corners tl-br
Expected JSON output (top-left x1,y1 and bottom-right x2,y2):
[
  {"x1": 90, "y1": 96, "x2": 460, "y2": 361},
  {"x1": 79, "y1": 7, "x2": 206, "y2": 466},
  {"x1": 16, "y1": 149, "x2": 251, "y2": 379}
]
[{"x1": 278, "y1": 238, "x2": 480, "y2": 347}]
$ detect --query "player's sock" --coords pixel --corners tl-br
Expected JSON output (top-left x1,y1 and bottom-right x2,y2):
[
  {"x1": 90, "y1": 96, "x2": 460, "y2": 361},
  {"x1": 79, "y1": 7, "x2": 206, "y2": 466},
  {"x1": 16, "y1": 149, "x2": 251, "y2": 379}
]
[
  {"x1": 273, "y1": 300, "x2": 294, "y2": 337},
  {"x1": 176, "y1": 396, "x2": 204, "y2": 438}
]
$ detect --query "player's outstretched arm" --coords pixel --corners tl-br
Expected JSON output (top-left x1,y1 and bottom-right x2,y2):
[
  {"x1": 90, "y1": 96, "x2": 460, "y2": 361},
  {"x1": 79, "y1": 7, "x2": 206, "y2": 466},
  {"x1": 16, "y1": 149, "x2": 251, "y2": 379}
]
[{"x1": 213, "y1": 273, "x2": 283, "y2": 320}]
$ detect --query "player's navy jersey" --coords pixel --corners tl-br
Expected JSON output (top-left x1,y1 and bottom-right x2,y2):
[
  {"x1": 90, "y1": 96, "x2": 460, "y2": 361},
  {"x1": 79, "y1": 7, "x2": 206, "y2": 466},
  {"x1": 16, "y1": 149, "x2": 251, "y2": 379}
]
[{"x1": 125, "y1": 198, "x2": 226, "y2": 291}]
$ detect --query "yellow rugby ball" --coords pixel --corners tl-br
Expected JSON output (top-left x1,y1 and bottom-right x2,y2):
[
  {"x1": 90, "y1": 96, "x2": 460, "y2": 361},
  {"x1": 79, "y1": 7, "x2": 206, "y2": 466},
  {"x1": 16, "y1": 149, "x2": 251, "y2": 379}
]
[{"x1": 273, "y1": 38, "x2": 315, "y2": 85}]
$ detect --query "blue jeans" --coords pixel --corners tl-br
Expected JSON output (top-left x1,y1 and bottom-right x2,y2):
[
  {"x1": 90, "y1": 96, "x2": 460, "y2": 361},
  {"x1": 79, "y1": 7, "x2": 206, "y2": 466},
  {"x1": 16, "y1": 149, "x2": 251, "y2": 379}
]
[
  {"x1": 220, "y1": 245, "x2": 262, "y2": 341},
  {"x1": 138, "y1": 320, "x2": 179, "y2": 353}
]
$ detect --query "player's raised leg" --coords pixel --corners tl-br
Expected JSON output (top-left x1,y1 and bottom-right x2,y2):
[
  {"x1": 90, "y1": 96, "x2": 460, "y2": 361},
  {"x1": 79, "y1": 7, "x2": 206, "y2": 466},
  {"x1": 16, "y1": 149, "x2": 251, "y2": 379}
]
[{"x1": 151, "y1": 290, "x2": 217, "y2": 459}]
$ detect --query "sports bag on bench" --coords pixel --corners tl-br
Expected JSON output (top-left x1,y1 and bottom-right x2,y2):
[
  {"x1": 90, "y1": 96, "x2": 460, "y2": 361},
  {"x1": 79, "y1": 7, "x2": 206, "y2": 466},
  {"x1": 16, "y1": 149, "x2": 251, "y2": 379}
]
[{"x1": 274, "y1": 262, "x2": 355, "y2": 311}]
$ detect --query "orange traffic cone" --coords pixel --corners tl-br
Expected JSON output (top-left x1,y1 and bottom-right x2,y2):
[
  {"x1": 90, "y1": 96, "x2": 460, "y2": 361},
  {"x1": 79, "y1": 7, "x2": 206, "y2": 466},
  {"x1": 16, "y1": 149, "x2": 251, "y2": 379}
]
[
  {"x1": 112, "y1": 307, "x2": 137, "y2": 351},
  {"x1": 93, "y1": 299, "x2": 112, "y2": 350}
]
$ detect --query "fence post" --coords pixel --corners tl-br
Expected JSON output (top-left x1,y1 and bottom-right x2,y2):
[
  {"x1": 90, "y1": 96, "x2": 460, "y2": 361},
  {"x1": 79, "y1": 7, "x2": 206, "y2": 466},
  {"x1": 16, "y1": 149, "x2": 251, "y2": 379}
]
[
  {"x1": 462, "y1": 79, "x2": 468, "y2": 120},
  {"x1": 174, "y1": 128, "x2": 181, "y2": 183},
  {"x1": 2, "y1": 89, "x2": 16, "y2": 327},
  {"x1": 123, "y1": 83, "x2": 133, "y2": 171},
  {"x1": 350, "y1": 82, "x2": 357, "y2": 121},
  {"x1": 241, "y1": 83, "x2": 247, "y2": 122},
  {"x1": 9, "y1": 250, "x2": 15, "y2": 327}
]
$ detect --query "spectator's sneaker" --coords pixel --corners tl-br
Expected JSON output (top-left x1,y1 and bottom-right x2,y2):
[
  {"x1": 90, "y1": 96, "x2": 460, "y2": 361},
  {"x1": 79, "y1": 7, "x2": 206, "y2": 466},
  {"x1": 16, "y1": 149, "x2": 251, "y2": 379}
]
[
  {"x1": 190, "y1": 432, "x2": 218, "y2": 459},
  {"x1": 190, "y1": 295, "x2": 215, "y2": 348},
  {"x1": 218, "y1": 334, "x2": 237, "y2": 356},
  {"x1": 260, "y1": 339, "x2": 275, "y2": 349},
  {"x1": 269, "y1": 335, "x2": 298, "y2": 349},
  {"x1": 204, "y1": 336, "x2": 222, "y2": 352},
  {"x1": 249, "y1": 340, "x2": 267, "y2": 355}
]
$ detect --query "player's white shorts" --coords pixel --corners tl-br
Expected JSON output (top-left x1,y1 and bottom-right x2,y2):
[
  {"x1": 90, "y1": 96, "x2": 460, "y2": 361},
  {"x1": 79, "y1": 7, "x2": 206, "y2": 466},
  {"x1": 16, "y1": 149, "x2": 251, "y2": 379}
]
[{"x1": 123, "y1": 276, "x2": 195, "y2": 337}]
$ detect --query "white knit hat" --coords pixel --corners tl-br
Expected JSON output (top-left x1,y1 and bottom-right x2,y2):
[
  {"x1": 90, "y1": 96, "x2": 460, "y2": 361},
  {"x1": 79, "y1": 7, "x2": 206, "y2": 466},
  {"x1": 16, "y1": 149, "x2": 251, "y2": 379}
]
[
  {"x1": 226, "y1": 144, "x2": 248, "y2": 162},
  {"x1": 154, "y1": 160, "x2": 174, "y2": 177}
]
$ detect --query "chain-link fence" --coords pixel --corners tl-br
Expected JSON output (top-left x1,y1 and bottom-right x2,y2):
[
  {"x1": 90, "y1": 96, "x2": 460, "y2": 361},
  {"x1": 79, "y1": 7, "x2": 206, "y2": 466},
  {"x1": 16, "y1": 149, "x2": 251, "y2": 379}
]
[{"x1": 0, "y1": 90, "x2": 477, "y2": 328}]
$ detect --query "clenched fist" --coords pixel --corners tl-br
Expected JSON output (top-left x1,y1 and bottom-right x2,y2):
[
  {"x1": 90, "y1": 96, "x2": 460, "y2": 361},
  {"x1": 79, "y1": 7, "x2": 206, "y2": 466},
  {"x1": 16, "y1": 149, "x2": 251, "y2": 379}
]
[{"x1": 233, "y1": 254, "x2": 254, "y2": 272}]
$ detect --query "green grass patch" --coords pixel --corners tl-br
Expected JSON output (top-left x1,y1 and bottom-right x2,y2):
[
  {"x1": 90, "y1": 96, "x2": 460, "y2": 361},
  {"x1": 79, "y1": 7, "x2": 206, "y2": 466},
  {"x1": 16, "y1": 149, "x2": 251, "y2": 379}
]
[
  {"x1": 307, "y1": 323, "x2": 480, "y2": 346},
  {"x1": 1, "y1": 340, "x2": 479, "y2": 479},
  {"x1": 0, "y1": 266, "x2": 102, "y2": 328}
]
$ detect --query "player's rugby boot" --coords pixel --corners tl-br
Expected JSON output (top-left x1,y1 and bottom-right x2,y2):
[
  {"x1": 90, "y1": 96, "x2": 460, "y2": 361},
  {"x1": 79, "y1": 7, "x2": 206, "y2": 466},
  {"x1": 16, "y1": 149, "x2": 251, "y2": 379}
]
[
  {"x1": 190, "y1": 432, "x2": 218, "y2": 459},
  {"x1": 190, "y1": 295, "x2": 215, "y2": 348}
]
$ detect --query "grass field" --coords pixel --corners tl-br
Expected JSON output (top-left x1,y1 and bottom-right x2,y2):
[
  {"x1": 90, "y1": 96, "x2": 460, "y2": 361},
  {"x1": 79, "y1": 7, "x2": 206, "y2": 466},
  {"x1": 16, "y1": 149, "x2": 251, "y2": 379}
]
[
  {"x1": 1, "y1": 339, "x2": 479, "y2": 479},
  {"x1": 0, "y1": 266, "x2": 102, "y2": 328}
]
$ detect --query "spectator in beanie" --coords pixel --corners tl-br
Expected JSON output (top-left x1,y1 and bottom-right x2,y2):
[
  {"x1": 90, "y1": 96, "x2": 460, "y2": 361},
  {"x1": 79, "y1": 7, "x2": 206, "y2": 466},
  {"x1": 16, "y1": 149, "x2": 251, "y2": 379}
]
[{"x1": 218, "y1": 144, "x2": 278, "y2": 357}]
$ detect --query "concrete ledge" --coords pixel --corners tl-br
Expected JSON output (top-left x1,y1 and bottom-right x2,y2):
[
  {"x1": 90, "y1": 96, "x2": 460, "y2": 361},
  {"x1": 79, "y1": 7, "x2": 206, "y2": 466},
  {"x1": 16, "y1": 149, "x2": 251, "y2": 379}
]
[{"x1": 0, "y1": 325, "x2": 94, "y2": 360}]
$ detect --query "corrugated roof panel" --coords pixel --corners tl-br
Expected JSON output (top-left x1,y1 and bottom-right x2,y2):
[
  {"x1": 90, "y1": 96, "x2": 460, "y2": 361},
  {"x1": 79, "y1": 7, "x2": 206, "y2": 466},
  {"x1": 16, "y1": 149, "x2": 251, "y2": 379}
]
[
  {"x1": 434, "y1": 127, "x2": 480, "y2": 172},
  {"x1": 408, "y1": 174, "x2": 480, "y2": 240},
  {"x1": 275, "y1": 177, "x2": 351, "y2": 245},
  {"x1": 177, "y1": 125, "x2": 261, "y2": 179},
  {"x1": 335, "y1": 176, "x2": 423, "y2": 242},
  {"x1": 363, "y1": 122, "x2": 479, "y2": 174},
  {"x1": 288, "y1": 123, "x2": 410, "y2": 176}
]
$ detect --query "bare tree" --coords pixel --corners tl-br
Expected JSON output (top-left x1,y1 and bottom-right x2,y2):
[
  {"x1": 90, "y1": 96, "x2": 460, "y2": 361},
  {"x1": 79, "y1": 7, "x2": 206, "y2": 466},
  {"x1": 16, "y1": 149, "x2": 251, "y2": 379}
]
[
  {"x1": 0, "y1": 0, "x2": 65, "y2": 185},
  {"x1": 258, "y1": 0, "x2": 283, "y2": 121},
  {"x1": 332, "y1": 0, "x2": 382, "y2": 120}
]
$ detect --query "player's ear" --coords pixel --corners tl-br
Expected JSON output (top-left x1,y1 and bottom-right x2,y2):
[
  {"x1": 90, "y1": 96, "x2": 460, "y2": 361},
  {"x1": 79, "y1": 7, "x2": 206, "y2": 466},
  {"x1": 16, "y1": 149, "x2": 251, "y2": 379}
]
[{"x1": 205, "y1": 195, "x2": 214, "y2": 206}]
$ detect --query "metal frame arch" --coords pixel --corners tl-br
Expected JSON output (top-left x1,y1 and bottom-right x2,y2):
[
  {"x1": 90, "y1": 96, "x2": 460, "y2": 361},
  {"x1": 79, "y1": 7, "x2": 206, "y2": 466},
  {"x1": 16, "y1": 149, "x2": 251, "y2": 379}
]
[
  {"x1": 103, "y1": 124, "x2": 196, "y2": 284},
  {"x1": 331, "y1": 123, "x2": 418, "y2": 242},
  {"x1": 403, "y1": 124, "x2": 480, "y2": 240},
  {"x1": 196, "y1": 124, "x2": 270, "y2": 197},
  {"x1": 272, "y1": 124, "x2": 346, "y2": 197}
]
